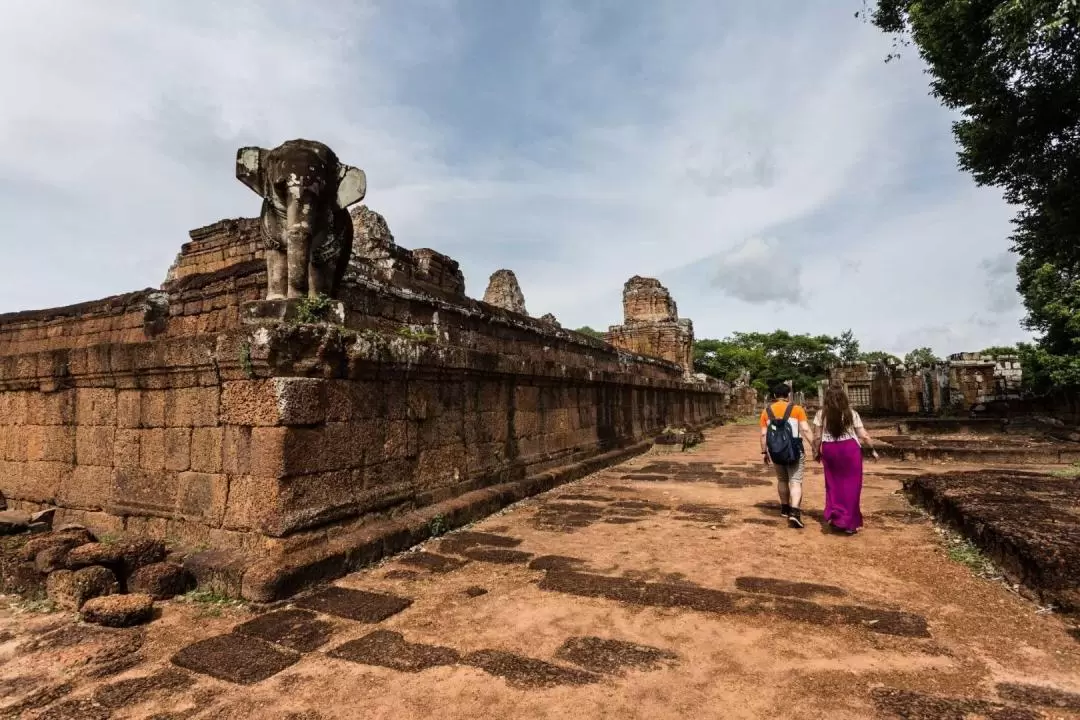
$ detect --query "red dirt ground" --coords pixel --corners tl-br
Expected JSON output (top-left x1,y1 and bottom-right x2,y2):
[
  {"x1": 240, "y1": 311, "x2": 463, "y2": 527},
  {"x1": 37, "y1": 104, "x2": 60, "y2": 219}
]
[{"x1": 1, "y1": 424, "x2": 1079, "y2": 719}]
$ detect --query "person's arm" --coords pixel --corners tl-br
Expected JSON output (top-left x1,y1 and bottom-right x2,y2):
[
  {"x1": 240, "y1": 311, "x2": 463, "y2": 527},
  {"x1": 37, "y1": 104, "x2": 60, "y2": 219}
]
[
  {"x1": 854, "y1": 413, "x2": 879, "y2": 459},
  {"x1": 759, "y1": 410, "x2": 771, "y2": 464},
  {"x1": 800, "y1": 419, "x2": 815, "y2": 458},
  {"x1": 810, "y1": 411, "x2": 822, "y2": 459}
]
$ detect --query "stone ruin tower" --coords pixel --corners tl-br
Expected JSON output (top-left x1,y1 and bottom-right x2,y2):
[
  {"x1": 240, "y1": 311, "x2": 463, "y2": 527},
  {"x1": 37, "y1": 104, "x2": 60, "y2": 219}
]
[
  {"x1": 605, "y1": 276, "x2": 694, "y2": 373},
  {"x1": 482, "y1": 269, "x2": 528, "y2": 316}
]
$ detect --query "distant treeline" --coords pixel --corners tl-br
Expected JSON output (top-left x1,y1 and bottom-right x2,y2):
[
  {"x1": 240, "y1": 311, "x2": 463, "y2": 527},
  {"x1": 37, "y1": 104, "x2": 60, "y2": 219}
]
[{"x1": 574, "y1": 325, "x2": 1021, "y2": 394}]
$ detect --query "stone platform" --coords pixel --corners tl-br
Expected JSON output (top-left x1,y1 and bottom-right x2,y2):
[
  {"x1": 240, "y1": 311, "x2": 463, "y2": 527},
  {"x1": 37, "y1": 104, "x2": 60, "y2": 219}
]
[{"x1": 0, "y1": 209, "x2": 746, "y2": 601}]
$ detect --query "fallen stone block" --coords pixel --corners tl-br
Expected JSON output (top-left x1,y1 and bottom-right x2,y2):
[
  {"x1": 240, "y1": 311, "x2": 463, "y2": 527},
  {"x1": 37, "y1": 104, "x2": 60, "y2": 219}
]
[
  {"x1": 67, "y1": 539, "x2": 166, "y2": 578},
  {"x1": 19, "y1": 528, "x2": 95, "y2": 562},
  {"x1": 30, "y1": 508, "x2": 56, "y2": 527},
  {"x1": 0, "y1": 510, "x2": 31, "y2": 536},
  {"x1": 46, "y1": 566, "x2": 120, "y2": 611},
  {"x1": 128, "y1": 563, "x2": 192, "y2": 600},
  {"x1": 81, "y1": 593, "x2": 155, "y2": 628},
  {"x1": 35, "y1": 545, "x2": 73, "y2": 574},
  {"x1": 183, "y1": 548, "x2": 251, "y2": 599}
]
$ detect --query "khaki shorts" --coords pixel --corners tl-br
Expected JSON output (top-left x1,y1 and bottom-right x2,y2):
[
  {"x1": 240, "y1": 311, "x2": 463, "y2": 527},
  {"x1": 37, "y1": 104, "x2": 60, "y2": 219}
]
[{"x1": 773, "y1": 454, "x2": 805, "y2": 485}]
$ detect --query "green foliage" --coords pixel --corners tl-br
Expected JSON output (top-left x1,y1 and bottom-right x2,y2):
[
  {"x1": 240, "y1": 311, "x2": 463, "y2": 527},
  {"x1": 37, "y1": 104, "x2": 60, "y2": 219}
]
[
  {"x1": 979, "y1": 345, "x2": 1021, "y2": 358},
  {"x1": 428, "y1": 514, "x2": 449, "y2": 537},
  {"x1": 838, "y1": 329, "x2": 861, "y2": 363},
  {"x1": 904, "y1": 347, "x2": 941, "y2": 367},
  {"x1": 693, "y1": 330, "x2": 845, "y2": 393},
  {"x1": 1049, "y1": 461, "x2": 1080, "y2": 479},
  {"x1": 397, "y1": 326, "x2": 437, "y2": 343},
  {"x1": 574, "y1": 326, "x2": 605, "y2": 339},
  {"x1": 1018, "y1": 340, "x2": 1080, "y2": 392},
  {"x1": 238, "y1": 340, "x2": 254, "y2": 379},
  {"x1": 940, "y1": 529, "x2": 1001, "y2": 580},
  {"x1": 863, "y1": 0, "x2": 1080, "y2": 388},
  {"x1": 179, "y1": 589, "x2": 248, "y2": 617},
  {"x1": 7, "y1": 595, "x2": 57, "y2": 615},
  {"x1": 293, "y1": 294, "x2": 337, "y2": 324},
  {"x1": 860, "y1": 350, "x2": 901, "y2": 364}
]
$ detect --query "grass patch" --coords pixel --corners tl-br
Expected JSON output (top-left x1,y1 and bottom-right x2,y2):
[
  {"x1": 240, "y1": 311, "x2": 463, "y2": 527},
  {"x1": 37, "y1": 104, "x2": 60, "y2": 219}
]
[
  {"x1": 428, "y1": 514, "x2": 449, "y2": 537},
  {"x1": 7, "y1": 595, "x2": 58, "y2": 615},
  {"x1": 1049, "y1": 462, "x2": 1080, "y2": 478},
  {"x1": 293, "y1": 294, "x2": 337, "y2": 325},
  {"x1": 397, "y1": 326, "x2": 437, "y2": 343},
  {"x1": 728, "y1": 415, "x2": 760, "y2": 426},
  {"x1": 177, "y1": 589, "x2": 248, "y2": 617},
  {"x1": 939, "y1": 529, "x2": 1001, "y2": 580}
]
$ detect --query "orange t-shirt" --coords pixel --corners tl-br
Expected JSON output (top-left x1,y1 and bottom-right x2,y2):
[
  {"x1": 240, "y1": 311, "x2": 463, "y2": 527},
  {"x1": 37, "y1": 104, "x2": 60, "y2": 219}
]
[{"x1": 759, "y1": 401, "x2": 808, "y2": 437}]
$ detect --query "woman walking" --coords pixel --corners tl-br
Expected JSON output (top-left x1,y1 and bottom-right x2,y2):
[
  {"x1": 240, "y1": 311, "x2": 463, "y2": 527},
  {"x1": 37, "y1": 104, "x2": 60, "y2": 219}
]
[{"x1": 812, "y1": 382, "x2": 878, "y2": 534}]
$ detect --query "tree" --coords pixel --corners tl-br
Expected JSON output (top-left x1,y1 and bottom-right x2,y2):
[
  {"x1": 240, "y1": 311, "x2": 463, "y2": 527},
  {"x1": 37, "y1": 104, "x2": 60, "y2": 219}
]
[
  {"x1": 863, "y1": 1, "x2": 1080, "y2": 391},
  {"x1": 693, "y1": 330, "x2": 844, "y2": 393},
  {"x1": 860, "y1": 350, "x2": 902, "y2": 364},
  {"x1": 574, "y1": 326, "x2": 605, "y2": 340},
  {"x1": 838, "y1": 329, "x2": 861, "y2": 363},
  {"x1": 979, "y1": 345, "x2": 1020, "y2": 358},
  {"x1": 904, "y1": 347, "x2": 941, "y2": 367}
]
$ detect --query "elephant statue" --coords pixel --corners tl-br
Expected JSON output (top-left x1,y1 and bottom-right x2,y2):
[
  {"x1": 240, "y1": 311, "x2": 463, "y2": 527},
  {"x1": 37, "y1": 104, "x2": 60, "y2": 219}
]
[{"x1": 235, "y1": 139, "x2": 367, "y2": 300}]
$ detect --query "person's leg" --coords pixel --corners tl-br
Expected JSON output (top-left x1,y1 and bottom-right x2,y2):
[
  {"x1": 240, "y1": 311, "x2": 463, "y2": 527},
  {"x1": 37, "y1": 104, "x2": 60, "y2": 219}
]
[
  {"x1": 774, "y1": 464, "x2": 791, "y2": 516},
  {"x1": 787, "y1": 455, "x2": 806, "y2": 528}
]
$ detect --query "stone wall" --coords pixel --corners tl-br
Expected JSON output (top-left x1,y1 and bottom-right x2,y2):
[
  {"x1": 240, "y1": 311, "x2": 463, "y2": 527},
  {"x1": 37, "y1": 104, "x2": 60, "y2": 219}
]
[
  {"x1": 605, "y1": 276, "x2": 694, "y2": 373},
  {"x1": 824, "y1": 354, "x2": 1025, "y2": 416},
  {"x1": 0, "y1": 208, "x2": 732, "y2": 597}
]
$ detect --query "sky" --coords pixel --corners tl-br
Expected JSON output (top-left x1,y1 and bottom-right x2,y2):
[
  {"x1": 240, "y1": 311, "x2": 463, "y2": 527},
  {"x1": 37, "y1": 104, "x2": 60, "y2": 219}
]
[{"x1": 0, "y1": 0, "x2": 1031, "y2": 357}]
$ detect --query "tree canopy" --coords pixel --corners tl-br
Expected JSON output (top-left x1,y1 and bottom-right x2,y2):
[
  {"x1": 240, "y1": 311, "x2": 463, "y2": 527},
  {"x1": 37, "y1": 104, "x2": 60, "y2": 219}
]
[
  {"x1": 904, "y1": 347, "x2": 942, "y2": 367},
  {"x1": 862, "y1": 0, "x2": 1080, "y2": 391},
  {"x1": 573, "y1": 326, "x2": 605, "y2": 340},
  {"x1": 860, "y1": 350, "x2": 902, "y2": 364},
  {"x1": 693, "y1": 329, "x2": 882, "y2": 393}
]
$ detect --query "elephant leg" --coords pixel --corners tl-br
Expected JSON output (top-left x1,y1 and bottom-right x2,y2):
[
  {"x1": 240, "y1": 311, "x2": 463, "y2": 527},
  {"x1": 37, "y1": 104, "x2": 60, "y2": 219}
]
[
  {"x1": 265, "y1": 248, "x2": 288, "y2": 300},
  {"x1": 308, "y1": 261, "x2": 333, "y2": 297},
  {"x1": 330, "y1": 210, "x2": 354, "y2": 297}
]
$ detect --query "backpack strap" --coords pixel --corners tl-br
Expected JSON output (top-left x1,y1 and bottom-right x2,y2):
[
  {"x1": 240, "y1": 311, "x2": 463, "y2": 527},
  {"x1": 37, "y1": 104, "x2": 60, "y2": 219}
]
[
  {"x1": 765, "y1": 404, "x2": 777, "y2": 422},
  {"x1": 781, "y1": 400, "x2": 794, "y2": 422}
]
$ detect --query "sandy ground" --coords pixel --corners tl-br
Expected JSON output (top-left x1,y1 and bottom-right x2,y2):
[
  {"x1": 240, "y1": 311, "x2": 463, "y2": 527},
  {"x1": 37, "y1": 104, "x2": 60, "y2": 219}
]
[{"x1": 2, "y1": 423, "x2": 1079, "y2": 720}]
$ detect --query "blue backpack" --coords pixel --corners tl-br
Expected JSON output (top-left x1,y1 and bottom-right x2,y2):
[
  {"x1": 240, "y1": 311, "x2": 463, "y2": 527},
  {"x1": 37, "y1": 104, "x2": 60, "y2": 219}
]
[{"x1": 765, "y1": 402, "x2": 802, "y2": 465}]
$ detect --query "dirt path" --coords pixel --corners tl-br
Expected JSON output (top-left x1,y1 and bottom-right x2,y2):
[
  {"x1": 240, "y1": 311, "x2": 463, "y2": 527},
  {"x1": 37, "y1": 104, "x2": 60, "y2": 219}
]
[{"x1": 3, "y1": 424, "x2": 1080, "y2": 719}]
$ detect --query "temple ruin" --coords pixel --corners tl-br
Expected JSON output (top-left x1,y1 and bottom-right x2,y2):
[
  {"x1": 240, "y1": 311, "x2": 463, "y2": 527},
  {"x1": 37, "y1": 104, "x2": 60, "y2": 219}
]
[
  {"x1": 0, "y1": 141, "x2": 749, "y2": 602},
  {"x1": 824, "y1": 353, "x2": 1024, "y2": 415},
  {"x1": 605, "y1": 276, "x2": 695, "y2": 374},
  {"x1": 482, "y1": 269, "x2": 527, "y2": 315}
]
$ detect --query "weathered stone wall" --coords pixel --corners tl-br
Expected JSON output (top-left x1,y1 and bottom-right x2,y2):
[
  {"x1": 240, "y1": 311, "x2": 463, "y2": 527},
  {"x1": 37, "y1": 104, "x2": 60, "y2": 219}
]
[
  {"x1": 606, "y1": 276, "x2": 694, "y2": 373},
  {"x1": 0, "y1": 216, "x2": 732, "y2": 574},
  {"x1": 825, "y1": 354, "x2": 1025, "y2": 416}
]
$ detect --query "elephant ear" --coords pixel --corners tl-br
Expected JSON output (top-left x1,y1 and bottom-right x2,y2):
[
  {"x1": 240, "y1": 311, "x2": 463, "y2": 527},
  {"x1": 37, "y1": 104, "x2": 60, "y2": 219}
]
[
  {"x1": 235, "y1": 146, "x2": 268, "y2": 197},
  {"x1": 336, "y1": 164, "x2": 367, "y2": 208}
]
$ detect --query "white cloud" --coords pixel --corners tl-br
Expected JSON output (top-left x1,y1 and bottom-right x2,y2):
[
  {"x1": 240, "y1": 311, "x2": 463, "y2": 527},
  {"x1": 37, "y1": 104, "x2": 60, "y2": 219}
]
[
  {"x1": 710, "y1": 237, "x2": 806, "y2": 306},
  {"x1": 0, "y1": 1, "x2": 1032, "y2": 358}
]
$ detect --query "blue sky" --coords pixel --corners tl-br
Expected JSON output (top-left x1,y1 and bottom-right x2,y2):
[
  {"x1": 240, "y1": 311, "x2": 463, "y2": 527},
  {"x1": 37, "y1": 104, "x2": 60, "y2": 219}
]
[{"x1": 0, "y1": 1, "x2": 1028, "y2": 356}]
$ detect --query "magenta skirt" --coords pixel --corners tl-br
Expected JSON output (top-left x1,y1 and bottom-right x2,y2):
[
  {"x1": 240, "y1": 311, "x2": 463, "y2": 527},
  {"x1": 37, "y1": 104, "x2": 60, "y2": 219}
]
[{"x1": 821, "y1": 439, "x2": 864, "y2": 532}]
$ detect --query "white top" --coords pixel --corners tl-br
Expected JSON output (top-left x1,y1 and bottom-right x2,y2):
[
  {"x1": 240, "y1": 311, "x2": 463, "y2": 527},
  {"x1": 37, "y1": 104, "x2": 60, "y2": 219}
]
[{"x1": 813, "y1": 409, "x2": 864, "y2": 444}]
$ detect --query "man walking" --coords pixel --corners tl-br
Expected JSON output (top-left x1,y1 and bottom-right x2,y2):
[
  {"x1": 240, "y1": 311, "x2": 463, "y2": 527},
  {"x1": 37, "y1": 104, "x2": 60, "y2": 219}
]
[{"x1": 760, "y1": 383, "x2": 814, "y2": 528}]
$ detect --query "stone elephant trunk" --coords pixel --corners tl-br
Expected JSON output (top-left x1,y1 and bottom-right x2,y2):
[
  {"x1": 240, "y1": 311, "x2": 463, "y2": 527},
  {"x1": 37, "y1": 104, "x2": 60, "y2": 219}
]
[
  {"x1": 283, "y1": 185, "x2": 316, "y2": 300},
  {"x1": 235, "y1": 139, "x2": 367, "y2": 301}
]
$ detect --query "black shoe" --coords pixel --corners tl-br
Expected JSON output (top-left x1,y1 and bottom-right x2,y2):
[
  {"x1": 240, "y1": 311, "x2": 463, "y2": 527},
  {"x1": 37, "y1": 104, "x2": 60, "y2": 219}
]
[
  {"x1": 780, "y1": 504, "x2": 791, "y2": 518},
  {"x1": 788, "y1": 509, "x2": 805, "y2": 529}
]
